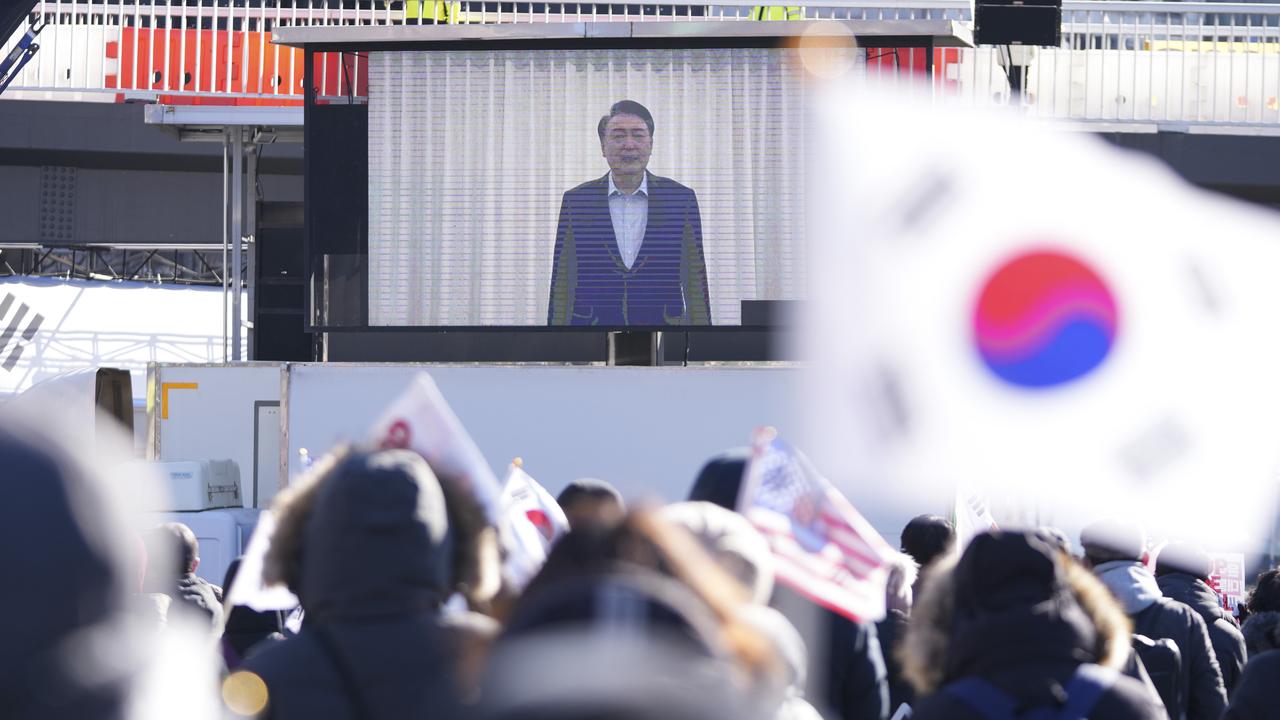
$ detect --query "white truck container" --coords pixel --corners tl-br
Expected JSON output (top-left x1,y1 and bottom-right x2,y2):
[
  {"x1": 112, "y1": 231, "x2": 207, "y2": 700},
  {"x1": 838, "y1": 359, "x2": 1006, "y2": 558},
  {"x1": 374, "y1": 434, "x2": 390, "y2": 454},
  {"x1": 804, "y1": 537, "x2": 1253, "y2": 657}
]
[
  {"x1": 138, "y1": 458, "x2": 261, "y2": 586},
  {"x1": 148, "y1": 363, "x2": 284, "y2": 509},
  {"x1": 144, "y1": 362, "x2": 918, "y2": 539}
]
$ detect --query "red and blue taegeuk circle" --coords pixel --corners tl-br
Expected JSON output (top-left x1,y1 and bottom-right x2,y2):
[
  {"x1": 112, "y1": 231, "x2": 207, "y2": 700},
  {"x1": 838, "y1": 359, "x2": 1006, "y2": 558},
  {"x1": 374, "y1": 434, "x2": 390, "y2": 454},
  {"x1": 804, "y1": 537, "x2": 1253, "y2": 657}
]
[{"x1": 972, "y1": 250, "x2": 1119, "y2": 389}]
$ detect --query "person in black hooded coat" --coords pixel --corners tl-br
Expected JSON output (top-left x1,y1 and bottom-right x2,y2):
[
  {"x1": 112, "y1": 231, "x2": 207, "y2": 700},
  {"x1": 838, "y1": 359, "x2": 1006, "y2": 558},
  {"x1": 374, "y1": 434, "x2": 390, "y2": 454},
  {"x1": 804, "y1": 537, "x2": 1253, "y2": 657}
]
[
  {"x1": 0, "y1": 425, "x2": 137, "y2": 720},
  {"x1": 1155, "y1": 542, "x2": 1247, "y2": 698},
  {"x1": 1225, "y1": 650, "x2": 1280, "y2": 719},
  {"x1": 1242, "y1": 611, "x2": 1280, "y2": 657},
  {"x1": 1225, "y1": 612, "x2": 1280, "y2": 719},
  {"x1": 901, "y1": 532, "x2": 1166, "y2": 720},
  {"x1": 237, "y1": 448, "x2": 460, "y2": 720}
]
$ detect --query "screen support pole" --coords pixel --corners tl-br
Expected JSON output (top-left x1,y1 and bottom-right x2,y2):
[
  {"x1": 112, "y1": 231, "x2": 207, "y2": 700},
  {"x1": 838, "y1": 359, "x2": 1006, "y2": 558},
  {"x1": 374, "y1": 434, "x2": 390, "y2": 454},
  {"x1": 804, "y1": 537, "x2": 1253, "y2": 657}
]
[
  {"x1": 231, "y1": 126, "x2": 244, "y2": 362},
  {"x1": 607, "y1": 331, "x2": 665, "y2": 366}
]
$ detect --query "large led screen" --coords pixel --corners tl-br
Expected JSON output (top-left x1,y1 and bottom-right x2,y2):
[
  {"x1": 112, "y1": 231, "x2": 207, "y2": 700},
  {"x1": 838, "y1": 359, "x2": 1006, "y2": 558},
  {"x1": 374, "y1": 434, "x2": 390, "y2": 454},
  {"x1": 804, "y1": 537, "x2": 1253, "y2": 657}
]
[{"x1": 367, "y1": 47, "x2": 810, "y2": 327}]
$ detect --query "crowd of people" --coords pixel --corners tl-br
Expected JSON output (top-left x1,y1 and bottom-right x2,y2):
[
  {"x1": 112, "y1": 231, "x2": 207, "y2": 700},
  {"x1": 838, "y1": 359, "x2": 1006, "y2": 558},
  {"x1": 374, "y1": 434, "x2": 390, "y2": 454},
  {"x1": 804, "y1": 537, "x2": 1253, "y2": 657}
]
[{"x1": 7, "y1": 421, "x2": 1280, "y2": 720}]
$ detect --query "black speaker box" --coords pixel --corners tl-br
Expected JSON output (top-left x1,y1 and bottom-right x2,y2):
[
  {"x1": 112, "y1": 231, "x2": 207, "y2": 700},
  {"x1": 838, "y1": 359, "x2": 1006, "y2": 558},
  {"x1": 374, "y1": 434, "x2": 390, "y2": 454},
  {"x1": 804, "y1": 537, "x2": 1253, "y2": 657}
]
[
  {"x1": 976, "y1": 1, "x2": 1062, "y2": 46},
  {"x1": 254, "y1": 202, "x2": 312, "y2": 361}
]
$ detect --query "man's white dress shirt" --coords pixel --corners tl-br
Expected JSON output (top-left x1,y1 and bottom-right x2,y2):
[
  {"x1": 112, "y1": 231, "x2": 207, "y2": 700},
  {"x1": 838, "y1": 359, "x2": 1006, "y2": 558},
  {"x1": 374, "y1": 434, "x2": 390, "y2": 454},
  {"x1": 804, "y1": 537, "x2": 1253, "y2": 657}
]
[{"x1": 608, "y1": 173, "x2": 649, "y2": 270}]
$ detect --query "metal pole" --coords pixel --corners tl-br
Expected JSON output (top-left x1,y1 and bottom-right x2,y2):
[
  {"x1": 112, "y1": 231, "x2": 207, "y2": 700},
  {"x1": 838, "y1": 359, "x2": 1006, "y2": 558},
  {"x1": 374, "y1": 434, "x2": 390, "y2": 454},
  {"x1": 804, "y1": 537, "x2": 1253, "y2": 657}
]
[
  {"x1": 231, "y1": 126, "x2": 244, "y2": 361},
  {"x1": 1271, "y1": 493, "x2": 1278, "y2": 569},
  {"x1": 246, "y1": 137, "x2": 258, "y2": 361},
  {"x1": 222, "y1": 128, "x2": 229, "y2": 363}
]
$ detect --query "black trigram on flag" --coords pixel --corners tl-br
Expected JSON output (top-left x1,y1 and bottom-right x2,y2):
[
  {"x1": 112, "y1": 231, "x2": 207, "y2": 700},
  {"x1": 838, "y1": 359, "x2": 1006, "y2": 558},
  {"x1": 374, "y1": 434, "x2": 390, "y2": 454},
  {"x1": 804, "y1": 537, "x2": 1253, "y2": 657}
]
[{"x1": 0, "y1": 293, "x2": 43, "y2": 372}]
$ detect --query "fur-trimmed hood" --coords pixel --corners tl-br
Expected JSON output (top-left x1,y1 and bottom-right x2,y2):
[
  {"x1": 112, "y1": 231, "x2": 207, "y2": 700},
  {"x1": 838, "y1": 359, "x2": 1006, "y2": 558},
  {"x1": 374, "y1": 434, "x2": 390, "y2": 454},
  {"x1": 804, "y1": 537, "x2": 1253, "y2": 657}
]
[
  {"x1": 1242, "y1": 611, "x2": 1280, "y2": 656},
  {"x1": 901, "y1": 532, "x2": 1133, "y2": 696},
  {"x1": 263, "y1": 448, "x2": 454, "y2": 621}
]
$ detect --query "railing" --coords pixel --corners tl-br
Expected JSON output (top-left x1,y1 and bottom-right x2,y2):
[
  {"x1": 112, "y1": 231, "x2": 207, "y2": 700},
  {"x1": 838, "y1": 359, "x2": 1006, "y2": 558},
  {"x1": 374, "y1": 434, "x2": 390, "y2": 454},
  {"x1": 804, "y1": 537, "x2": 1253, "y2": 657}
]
[
  {"x1": 5, "y1": 0, "x2": 1280, "y2": 131},
  {"x1": 3, "y1": 1, "x2": 380, "y2": 103},
  {"x1": 1020, "y1": 2, "x2": 1280, "y2": 126},
  {"x1": 0, "y1": 0, "x2": 970, "y2": 103}
]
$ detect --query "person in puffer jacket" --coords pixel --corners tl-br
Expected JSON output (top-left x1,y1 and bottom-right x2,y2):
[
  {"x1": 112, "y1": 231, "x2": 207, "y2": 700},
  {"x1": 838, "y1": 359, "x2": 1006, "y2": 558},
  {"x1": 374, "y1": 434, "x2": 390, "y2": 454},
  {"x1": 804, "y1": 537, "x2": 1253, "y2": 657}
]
[
  {"x1": 900, "y1": 531, "x2": 1166, "y2": 720},
  {"x1": 0, "y1": 425, "x2": 138, "y2": 720},
  {"x1": 1082, "y1": 521, "x2": 1228, "y2": 720},
  {"x1": 481, "y1": 570, "x2": 769, "y2": 720},
  {"x1": 1224, "y1": 616, "x2": 1280, "y2": 720},
  {"x1": 1155, "y1": 541, "x2": 1247, "y2": 697}
]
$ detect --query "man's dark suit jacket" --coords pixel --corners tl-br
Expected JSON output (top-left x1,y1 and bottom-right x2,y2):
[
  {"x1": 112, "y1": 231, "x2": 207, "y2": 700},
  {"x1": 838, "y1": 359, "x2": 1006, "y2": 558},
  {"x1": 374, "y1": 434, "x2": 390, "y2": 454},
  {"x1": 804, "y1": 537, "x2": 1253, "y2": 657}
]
[{"x1": 547, "y1": 172, "x2": 712, "y2": 326}]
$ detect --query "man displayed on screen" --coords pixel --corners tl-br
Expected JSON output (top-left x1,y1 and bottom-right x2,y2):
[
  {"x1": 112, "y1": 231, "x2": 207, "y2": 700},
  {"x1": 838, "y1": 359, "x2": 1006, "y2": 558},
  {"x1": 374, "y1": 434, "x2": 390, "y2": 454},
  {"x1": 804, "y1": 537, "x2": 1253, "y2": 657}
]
[{"x1": 548, "y1": 100, "x2": 712, "y2": 326}]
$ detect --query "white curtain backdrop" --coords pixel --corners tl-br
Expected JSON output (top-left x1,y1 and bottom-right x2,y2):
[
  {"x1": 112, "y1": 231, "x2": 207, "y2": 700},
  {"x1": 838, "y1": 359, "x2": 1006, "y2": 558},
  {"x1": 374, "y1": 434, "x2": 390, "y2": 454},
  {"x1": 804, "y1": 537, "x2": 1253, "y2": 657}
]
[{"x1": 367, "y1": 47, "x2": 813, "y2": 326}]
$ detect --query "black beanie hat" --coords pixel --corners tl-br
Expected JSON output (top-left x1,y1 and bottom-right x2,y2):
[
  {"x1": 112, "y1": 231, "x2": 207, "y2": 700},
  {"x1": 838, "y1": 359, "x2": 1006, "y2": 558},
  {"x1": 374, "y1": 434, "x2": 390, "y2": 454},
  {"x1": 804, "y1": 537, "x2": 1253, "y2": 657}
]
[{"x1": 687, "y1": 448, "x2": 751, "y2": 511}]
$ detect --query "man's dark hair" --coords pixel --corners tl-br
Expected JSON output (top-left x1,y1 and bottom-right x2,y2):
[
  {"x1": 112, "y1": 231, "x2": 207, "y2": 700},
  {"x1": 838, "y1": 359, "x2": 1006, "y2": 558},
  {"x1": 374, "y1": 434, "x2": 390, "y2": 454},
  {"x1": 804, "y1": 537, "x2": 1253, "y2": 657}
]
[
  {"x1": 900, "y1": 514, "x2": 954, "y2": 569},
  {"x1": 557, "y1": 478, "x2": 625, "y2": 510},
  {"x1": 556, "y1": 479, "x2": 626, "y2": 531},
  {"x1": 1248, "y1": 568, "x2": 1280, "y2": 614},
  {"x1": 687, "y1": 449, "x2": 750, "y2": 511},
  {"x1": 154, "y1": 522, "x2": 199, "y2": 576},
  {"x1": 597, "y1": 100, "x2": 655, "y2": 142}
]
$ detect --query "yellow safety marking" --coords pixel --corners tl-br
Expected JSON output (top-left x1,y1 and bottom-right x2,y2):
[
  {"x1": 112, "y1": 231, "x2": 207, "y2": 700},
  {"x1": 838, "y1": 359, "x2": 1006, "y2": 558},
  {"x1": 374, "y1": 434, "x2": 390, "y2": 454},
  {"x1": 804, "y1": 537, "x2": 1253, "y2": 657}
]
[{"x1": 161, "y1": 382, "x2": 199, "y2": 420}]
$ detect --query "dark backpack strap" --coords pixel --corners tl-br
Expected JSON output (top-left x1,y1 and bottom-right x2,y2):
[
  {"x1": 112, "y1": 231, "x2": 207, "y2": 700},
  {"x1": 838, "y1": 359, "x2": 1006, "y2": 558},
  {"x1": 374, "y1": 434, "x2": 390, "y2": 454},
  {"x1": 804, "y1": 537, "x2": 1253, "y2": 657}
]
[
  {"x1": 1056, "y1": 664, "x2": 1117, "y2": 720},
  {"x1": 943, "y1": 665, "x2": 1117, "y2": 720},
  {"x1": 309, "y1": 624, "x2": 374, "y2": 720},
  {"x1": 941, "y1": 677, "x2": 1020, "y2": 720}
]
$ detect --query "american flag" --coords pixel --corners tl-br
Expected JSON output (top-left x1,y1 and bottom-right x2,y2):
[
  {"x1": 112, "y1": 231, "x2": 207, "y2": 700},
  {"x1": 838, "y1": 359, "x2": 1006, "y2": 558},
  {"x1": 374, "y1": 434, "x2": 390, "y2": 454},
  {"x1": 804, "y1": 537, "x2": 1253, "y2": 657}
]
[{"x1": 738, "y1": 429, "x2": 895, "y2": 623}]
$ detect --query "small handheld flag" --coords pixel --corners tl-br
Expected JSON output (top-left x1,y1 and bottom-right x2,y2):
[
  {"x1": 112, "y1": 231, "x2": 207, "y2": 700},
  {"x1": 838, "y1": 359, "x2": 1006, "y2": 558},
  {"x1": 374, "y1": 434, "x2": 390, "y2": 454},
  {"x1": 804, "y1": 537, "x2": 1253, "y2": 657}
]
[
  {"x1": 500, "y1": 461, "x2": 570, "y2": 590},
  {"x1": 739, "y1": 428, "x2": 895, "y2": 623},
  {"x1": 953, "y1": 486, "x2": 999, "y2": 550},
  {"x1": 368, "y1": 372, "x2": 503, "y2": 523}
]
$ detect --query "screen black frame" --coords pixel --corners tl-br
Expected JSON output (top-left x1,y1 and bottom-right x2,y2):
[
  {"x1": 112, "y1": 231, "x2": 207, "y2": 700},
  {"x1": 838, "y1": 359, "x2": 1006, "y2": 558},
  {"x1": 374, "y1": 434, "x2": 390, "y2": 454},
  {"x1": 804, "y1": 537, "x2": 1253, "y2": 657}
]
[{"x1": 301, "y1": 31, "x2": 929, "y2": 333}]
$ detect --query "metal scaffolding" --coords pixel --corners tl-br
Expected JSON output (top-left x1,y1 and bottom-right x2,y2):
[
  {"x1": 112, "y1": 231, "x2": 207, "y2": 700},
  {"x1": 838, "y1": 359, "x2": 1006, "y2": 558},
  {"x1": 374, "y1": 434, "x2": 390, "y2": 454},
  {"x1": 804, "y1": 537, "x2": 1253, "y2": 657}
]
[
  {"x1": 0, "y1": 243, "x2": 245, "y2": 284},
  {"x1": 2, "y1": 104, "x2": 303, "y2": 363}
]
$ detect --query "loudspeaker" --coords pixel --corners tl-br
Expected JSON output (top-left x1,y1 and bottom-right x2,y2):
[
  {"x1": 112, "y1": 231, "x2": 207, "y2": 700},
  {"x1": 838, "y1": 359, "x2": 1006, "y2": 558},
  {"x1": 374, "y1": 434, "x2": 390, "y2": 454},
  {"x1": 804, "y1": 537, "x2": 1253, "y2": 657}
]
[
  {"x1": 254, "y1": 202, "x2": 313, "y2": 361},
  {"x1": 975, "y1": 0, "x2": 1062, "y2": 47}
]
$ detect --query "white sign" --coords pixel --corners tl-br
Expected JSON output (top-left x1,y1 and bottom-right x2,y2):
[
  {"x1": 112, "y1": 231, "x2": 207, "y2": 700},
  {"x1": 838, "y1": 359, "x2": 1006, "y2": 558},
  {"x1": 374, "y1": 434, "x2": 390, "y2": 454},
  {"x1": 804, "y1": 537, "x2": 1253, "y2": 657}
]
[{"x1": 1207, "y1": 552, "x2": 1247, "y2": 614}]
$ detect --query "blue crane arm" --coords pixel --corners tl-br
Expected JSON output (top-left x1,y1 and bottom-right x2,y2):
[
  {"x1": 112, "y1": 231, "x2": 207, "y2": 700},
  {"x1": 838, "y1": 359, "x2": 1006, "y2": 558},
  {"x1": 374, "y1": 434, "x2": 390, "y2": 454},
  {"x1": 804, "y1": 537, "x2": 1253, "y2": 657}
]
[{"x1": 0, "y1": 4, "x2": 44, "y2": 96}]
